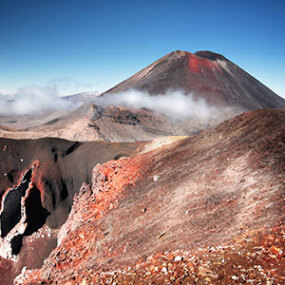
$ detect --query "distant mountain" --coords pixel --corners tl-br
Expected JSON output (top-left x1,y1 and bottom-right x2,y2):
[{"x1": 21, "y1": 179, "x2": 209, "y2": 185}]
[
  {"x1": 103, "y1": 50, "x2": 285, "y2": 110},
  {"x1": 63, "y1": 91, "x2": 100, "y2": 104}
]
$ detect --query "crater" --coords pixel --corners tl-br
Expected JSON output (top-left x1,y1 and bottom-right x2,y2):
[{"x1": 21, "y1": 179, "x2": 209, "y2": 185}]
[{"x1": 0, "y1": 163, "x2": 50, "y2": 257}]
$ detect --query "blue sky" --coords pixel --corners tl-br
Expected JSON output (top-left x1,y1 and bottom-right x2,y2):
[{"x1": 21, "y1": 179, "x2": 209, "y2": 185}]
[{"x1": 0, "y1": 0, "x2": 284, "y2": 96}]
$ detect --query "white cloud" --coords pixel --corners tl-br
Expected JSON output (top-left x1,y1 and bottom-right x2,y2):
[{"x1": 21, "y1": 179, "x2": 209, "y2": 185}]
[
  {"x1": 95, "y1": 89, "x2": 222, "y2": 121},
  {"x1": 0, "y1": 85, "x2": 80, "y2": 115}
]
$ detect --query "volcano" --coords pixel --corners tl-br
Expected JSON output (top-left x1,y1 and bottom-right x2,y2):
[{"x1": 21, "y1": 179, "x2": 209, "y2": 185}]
[{"x1": 104, "y1": 50, "x2": 285, "y2": 110}]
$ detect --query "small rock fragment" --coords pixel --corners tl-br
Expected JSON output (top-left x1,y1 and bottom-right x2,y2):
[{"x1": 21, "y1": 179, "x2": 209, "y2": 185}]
[
  {"x1": 153, "y1": 175, "x2": 160, "y2": 182},
  {"x1": 174, "y1": 255, "x2": 183, "y2": 261}
]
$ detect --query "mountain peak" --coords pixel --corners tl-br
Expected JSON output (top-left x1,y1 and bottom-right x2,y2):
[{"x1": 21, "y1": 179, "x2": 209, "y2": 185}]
[
  {"x1": 168, "y1": 50, "x2": 190, "y2": 56},
  {"x1": 165, "y1": 50, "x2": 227, "y2": 62},
  {"x1": 161, "y1": 50, "x2": 190, "y2": 61}
]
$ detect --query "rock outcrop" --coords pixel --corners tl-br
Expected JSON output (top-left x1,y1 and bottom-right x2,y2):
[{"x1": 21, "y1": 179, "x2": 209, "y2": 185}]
[{"x1": 0, "y1": 138, "x2": 143, "y2": 284}]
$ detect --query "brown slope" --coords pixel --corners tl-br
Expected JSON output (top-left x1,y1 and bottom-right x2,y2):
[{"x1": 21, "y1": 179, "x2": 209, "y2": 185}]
[
  {"x1": 103, "y1": 50, "x2": 285, "y2": 110},
  {"x1": 18, "y1": 109, "x2": 285, "y2": 284},
  {"x1": 0, "y1": 124, "x2": 17, "y2": 132},
  {"x1": 22, "y1": 104, "x2": 178, "y2": 142}
]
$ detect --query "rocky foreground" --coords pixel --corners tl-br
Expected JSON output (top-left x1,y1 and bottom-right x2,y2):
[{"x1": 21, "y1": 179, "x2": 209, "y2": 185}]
[{"x1": 15, "y1": 109, "x2": 285, "y2": 284}]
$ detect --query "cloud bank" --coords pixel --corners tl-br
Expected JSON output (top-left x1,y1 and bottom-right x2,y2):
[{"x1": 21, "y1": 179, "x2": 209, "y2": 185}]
[
  {"x1": 0, "y1": 85, "x2": 81, "y2": 115},
  {"x1": 0, "y1": 86, "x2": 224, "y2": 122},
  {"x1": 95, "y1": 89, "x2": 222, "y2": 121}
]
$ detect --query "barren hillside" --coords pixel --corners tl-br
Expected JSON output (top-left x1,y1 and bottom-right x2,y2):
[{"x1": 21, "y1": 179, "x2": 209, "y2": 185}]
[{"x1": 16, "y1": 109, "x2": 285, "y2": 284}]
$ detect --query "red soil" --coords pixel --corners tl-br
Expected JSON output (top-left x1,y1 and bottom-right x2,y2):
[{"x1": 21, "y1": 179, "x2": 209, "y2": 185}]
[{"x1": 188, "y1": 53, "x2": 221, "y2": 74}]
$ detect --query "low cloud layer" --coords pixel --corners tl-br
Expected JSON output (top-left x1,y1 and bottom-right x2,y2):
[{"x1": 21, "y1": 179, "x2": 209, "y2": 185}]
[
  {"x1": 0, "y1": 85, "x2": 81, "y2": 115},
  {"x1": 0, "y1": 86, "x2": 224, "y2": 121},
  {"x1": 95, "y1": 89, "x2": 222, "y2": 121}
]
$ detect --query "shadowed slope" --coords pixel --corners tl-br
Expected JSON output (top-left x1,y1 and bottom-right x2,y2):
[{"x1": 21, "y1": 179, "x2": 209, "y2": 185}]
[{"x1": 0, "y1": 138, "x2": 143, "y2": 229}]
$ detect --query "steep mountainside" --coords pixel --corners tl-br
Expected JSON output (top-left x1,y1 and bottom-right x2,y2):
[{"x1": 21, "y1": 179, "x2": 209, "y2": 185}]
[{"x1": 16, "y1": 109, "x2": 285, "y2": 284}]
